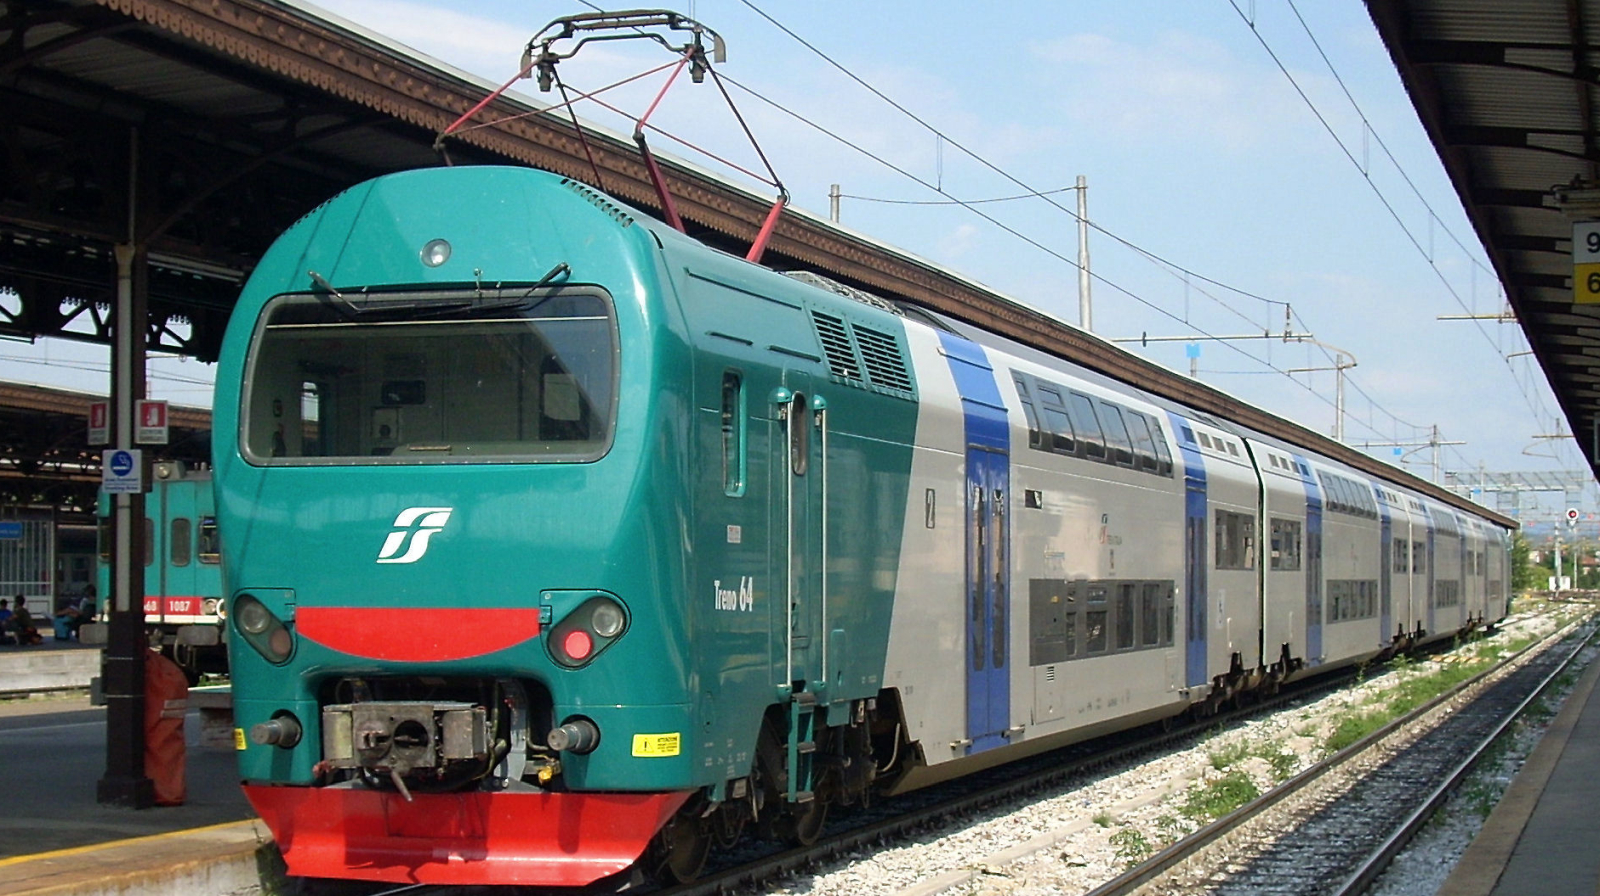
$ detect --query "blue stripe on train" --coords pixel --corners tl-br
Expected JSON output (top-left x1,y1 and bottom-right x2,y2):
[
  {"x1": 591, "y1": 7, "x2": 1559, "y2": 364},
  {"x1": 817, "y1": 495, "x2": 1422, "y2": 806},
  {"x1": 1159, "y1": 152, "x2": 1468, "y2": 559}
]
[
  {"x1": 937, "y1": 332, "x2": 1011, "y2": 755},
  {"x1": 1294, "y1": 454, "x2": 1324, "y2": 665},
  {"x1": 1166, "y1": 413, "x2": 1208, "y2": 689},
  {"x1": 1376, "y1": 485, "x2": 1393, "y2": 645}
]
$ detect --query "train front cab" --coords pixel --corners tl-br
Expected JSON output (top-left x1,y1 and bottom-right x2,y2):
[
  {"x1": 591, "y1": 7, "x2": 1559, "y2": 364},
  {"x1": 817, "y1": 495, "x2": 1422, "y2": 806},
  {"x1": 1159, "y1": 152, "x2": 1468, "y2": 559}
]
[{"x1": 218, "y1": 169, "x2": 728, "y2": 887}]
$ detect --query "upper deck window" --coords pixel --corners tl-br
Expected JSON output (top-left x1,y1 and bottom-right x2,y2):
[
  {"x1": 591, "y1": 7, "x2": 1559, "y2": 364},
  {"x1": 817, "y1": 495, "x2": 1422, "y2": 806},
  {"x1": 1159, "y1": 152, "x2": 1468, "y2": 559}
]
[{"x1": 241, "y1": 288, "x2": 618, "y2": 464}]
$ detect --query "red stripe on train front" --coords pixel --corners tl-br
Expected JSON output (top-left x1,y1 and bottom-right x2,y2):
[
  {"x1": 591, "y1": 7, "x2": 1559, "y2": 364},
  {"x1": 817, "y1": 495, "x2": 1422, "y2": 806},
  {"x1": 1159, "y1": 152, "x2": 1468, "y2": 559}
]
[
  {"x1": 243, "y1": 785, "x2": 689, "y2": 886},
  {"x1": 296, "y1": 607, "x2": 540, "y2": 662}
]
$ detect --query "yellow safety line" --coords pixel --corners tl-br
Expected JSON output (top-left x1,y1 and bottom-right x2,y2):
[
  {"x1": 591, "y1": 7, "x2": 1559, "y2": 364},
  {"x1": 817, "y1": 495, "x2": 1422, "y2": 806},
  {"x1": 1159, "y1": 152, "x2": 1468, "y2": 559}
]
[{"x1": 0, "y1": 819, "x2": 264, "y2": 868}]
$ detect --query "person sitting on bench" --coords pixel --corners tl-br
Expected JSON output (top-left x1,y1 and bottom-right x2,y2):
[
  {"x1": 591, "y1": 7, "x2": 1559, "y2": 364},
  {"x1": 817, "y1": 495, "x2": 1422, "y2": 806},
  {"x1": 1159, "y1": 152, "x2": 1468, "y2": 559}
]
[
  {"x1": 53, "y1": 596, "x2": 95, "y2": 641},
  {"x1": 9, "y1": 595, "x2": 41, "y2": 646}
]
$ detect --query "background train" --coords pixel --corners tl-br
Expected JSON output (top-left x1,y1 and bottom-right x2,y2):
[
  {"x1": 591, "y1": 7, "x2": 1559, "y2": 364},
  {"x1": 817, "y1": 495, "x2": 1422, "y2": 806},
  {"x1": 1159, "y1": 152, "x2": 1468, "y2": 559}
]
[
  {"x1": 96, "y1": 461, "x2": 227, "y2": 680},
  {"x1": 217, "y1": 166, "x2": 1512, "y2": 888}
]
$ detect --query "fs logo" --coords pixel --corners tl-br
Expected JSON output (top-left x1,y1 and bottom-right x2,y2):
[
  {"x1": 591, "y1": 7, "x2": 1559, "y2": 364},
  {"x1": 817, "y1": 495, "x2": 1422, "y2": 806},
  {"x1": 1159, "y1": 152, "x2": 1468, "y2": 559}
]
[{"x1": 376, "y1": 507, "x2": 453, "y2": 564}]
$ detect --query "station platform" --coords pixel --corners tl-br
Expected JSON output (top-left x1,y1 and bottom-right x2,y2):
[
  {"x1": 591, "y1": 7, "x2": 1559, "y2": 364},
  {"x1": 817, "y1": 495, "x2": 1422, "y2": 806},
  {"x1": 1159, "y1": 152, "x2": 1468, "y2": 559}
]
[
  {"x1": 0, "y1": 692, "x2": 271, "y2": 896},
  {"x1": 0, "y1": 638, "x2": 100, "y2": 695},
  {"x1": 1437, "y1": 650, "x2": 1600, "y2": 896}
]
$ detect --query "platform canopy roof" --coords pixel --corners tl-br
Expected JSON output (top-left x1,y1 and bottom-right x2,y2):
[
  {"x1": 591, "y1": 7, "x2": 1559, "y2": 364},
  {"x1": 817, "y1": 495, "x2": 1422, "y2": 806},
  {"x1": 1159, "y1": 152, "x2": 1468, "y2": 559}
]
[{"x1": 1368, "y1": 0, "x2": 1600, "y2": 486}]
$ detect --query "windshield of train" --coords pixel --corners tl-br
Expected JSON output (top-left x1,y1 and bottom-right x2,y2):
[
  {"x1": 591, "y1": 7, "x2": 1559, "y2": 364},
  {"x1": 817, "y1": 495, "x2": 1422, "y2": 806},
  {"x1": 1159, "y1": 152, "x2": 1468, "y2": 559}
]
[{"x1": 241, "y1": 288, "x2": 617, "y2": 464}]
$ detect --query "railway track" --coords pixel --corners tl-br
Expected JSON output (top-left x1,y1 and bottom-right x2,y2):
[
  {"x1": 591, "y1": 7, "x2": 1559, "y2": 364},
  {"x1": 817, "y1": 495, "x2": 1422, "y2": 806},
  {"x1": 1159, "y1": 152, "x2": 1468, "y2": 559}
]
[
  {"x1": 655, "y1": 629, "x2": 1553, "y2": 896},
  {"x1": 1083, "y1": 621, "x2": 1597, "y2": 896},
  {"x1": 275, "y1": 614, "x2": 1587, "y2": 896}
]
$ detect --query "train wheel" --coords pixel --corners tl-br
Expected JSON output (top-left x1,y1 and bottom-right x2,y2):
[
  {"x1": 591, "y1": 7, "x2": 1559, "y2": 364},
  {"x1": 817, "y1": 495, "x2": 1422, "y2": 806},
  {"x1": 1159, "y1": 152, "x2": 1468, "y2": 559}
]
[
  {"x1": 713, "y1": 802, "x2": 746, "y2": 848},
  {"x1": 656, "y1": 808, "x2": 712, "y2": 883},
  {"x1": 777, "y1": 798, "x2": 829, "y2": 846}
]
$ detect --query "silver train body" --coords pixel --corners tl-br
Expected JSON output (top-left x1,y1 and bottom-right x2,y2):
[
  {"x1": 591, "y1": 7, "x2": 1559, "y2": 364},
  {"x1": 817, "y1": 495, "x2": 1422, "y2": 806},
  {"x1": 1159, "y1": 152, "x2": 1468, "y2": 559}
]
[{"x1": 878, "y1": 309, "x2": 1508, "y2": 788}]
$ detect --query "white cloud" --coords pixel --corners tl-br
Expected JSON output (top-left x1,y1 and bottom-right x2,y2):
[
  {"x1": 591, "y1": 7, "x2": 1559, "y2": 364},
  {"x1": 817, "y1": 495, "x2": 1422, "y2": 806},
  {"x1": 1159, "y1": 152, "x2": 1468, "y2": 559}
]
[{"x1": 937, "y1": 223, "x2": 982, "y2": 260}]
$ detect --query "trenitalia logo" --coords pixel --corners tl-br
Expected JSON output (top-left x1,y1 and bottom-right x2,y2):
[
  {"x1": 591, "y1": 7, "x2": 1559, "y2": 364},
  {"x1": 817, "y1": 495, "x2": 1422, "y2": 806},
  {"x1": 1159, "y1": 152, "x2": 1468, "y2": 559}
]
[{"x1": 377, "y1": 507, "x2": 453, "y2": 564}]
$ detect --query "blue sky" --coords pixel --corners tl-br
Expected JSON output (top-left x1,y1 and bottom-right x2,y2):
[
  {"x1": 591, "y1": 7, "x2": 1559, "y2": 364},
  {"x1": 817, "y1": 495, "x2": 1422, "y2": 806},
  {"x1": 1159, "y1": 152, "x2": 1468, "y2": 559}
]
[{"x1": 2, "y1": 1, "x2": 1587, "y2": 518}]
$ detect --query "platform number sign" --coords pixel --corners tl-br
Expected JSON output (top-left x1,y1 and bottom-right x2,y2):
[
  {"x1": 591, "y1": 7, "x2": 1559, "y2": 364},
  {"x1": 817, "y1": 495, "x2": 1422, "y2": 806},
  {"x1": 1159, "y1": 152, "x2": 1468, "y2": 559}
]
[{"x1": 1575, "y1": 222, "x2": 1600, "y2": 304}]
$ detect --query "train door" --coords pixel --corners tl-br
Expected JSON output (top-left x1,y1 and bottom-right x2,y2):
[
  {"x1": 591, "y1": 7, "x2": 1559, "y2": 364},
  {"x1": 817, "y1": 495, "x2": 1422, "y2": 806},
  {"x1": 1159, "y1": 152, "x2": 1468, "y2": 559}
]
[
  {"x1": 964, "y1": 445, "x2": 1010, "y2": 753},
  {"x1": 935, "y1": 332, "x2": 1011, "y2": 754},
  {"x1": 1297, "y1": 457, "x2": 1324, "y2": 665},
  {"x1": 777, "y1": 374, "x2": 824, "y2": 691},
  {"x1": 164, "y1": 481, "x2": 199, "y2": 614},
  {"x1": 1378, "y1": 491, "x2": 1393, "y2": 645},
  {"x1": 1169, "y1": 414, "x2": 1208, "y2": 690}
]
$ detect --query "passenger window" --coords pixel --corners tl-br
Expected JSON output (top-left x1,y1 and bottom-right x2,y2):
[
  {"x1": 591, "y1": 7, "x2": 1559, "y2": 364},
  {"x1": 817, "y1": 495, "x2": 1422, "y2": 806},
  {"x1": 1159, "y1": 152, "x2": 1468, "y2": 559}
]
[
  {"x1": 1037, "y1": 386, "x2": 1077, "y2": 456},
  {"x1": 1085, "y1": 585, "x2": 1108, "y2": 654},
  {"x1": 1270, "y1": 518, "x2": 1302, "y2": 570},
  {"x1": 170, "y1": 518, "x2": 192, "y2": 568},
  {"x1": 1139, "y1": 583, "x2": 1162, "y2": 647},
  {"x1": 1013, "y1": 375, "x2": 1045, "y2": 451},
  {"x1": 1098, "y1": 401, "x2": 1135, "y2": 467},
  {"x1": 1115, "y1": 583, "x2": 1135, "y2": 650},
  {"x1": 1162, "y1": 583, "x2": 1175, "y2": 646},
  {"x1": 1215, "y1": 510, "x2": 1255, "y2": 570},
  {"x1": 1068, "y1": 392, "x2": 1107, "y2": 460},
  {"x1": 1412, "y1": 541, "x2": 1426, "y2": 574},
  {"x1": 142, "y1": 517, "x2": 154, "y2": 567},
  {"x1": 1125, "y1": 412, "x2": 1160, "y2": 474},
  {"x1": 198, "y1": 517, "x2": 221, "y2": 564},
  {"x1": 721, "y1": 371, "x2": 745, "y2": 496},
  {"x1": 1149, "y1": 419, "x2": 1174, "y2": 476}
]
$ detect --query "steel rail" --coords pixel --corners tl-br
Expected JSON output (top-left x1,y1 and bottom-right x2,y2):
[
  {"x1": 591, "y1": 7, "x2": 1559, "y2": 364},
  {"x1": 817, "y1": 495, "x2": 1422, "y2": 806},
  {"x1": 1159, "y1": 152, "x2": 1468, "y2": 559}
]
[
  {"x1": 1081, "y1": 617, "x2": 1594, "y2": 896},
  {"x1": 1329, "y1": 622, "x2": 1600, "y2": 896},
  {"x1": 659, "y1": 652, "x2": 1380, "y2": 896}
]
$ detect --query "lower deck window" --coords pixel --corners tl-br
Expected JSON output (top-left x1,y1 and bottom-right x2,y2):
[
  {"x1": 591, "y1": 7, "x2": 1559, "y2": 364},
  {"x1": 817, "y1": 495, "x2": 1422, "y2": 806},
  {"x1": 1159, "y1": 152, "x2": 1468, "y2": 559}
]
[
  {"x1": 1328, "y1": 579, "x2": 1378, "y2": 622},
  {"x1": 1216, "y1": 510, "x2": 1256, "y2": 570},
  {"x1": 1029, "y1": 578, "x2": 1175, "y2": 666}
]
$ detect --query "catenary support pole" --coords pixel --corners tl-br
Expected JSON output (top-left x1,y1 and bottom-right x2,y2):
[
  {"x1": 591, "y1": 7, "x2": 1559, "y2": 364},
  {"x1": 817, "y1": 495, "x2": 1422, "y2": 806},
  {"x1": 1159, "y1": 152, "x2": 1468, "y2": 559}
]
[{"x1": 1077, "y1": 175, "x2": 1091, "y2": 333}]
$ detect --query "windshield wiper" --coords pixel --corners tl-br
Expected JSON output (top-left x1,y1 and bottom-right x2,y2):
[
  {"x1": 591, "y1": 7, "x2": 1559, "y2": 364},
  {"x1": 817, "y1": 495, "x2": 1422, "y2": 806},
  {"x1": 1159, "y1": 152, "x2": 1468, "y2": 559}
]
[
  {"x1": 408, "y1": 262, "x2": 573, "y2": 319},
  {"x1": 521, "y1": 262, "x2": 571, "y2": 298},
  {"x1": 308, "y1": 270, "x2": 360, "y2": 319}
]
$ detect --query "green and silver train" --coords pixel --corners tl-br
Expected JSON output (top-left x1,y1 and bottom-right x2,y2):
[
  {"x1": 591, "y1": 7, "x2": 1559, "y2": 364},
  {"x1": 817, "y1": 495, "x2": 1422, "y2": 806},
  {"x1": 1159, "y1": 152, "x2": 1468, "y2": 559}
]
[{"x1": 219, "y1": 166, "x2": 1512, "y2": 887}]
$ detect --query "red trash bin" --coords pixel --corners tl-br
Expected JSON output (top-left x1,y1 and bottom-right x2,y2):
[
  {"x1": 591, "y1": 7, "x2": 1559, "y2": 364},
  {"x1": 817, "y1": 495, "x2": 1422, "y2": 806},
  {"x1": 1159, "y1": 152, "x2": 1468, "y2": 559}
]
[{"x1": 144, "y1": 651, "x2": 188, "y2": 806}]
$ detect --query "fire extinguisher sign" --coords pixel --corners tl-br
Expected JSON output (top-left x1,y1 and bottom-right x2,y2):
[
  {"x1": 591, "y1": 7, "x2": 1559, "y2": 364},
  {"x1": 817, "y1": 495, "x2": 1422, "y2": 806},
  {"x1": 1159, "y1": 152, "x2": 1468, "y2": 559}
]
[{"x1": 136, "y1": 400, "x2": 169, "y2": 445}]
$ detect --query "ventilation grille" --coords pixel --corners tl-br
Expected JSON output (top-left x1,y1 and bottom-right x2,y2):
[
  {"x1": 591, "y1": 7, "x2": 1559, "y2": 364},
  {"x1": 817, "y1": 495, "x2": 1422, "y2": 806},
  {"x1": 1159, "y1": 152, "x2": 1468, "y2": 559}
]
[
  {"x1": 854, "y1": 325, "x2": 914, "y2": 393},
  {"x1": 783, "y1": 270, "x2": 902, "y2": 315},
  {"x1": 811, "y1": 311, "x2": 862, "y2": 382},
  {"x1": 560, "y1": 178, "x2": 634, "y2": 227}
]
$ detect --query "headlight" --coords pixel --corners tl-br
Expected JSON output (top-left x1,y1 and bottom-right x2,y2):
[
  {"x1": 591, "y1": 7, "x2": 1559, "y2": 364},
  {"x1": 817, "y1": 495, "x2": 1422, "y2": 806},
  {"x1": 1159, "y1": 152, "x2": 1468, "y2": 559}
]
[
  {"x1": 236, "y1": 598, "x2": 273, "y2": 635},
  {"x1": 590, "y1": 600, "x2": 625, "y2": 638},
  {"x1": 547, "y1": 595, "x2": 628, "y2": 668},
  {"x1": 233, "y1": 593, "x2": 293, "y2": 664}
]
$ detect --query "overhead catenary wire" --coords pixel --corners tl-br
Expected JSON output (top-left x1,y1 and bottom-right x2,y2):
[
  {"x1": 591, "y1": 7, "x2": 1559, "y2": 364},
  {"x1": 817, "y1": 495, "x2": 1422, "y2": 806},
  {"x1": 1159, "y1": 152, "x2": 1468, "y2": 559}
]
[
  {"x1": 720, "y1": 3, "x2": 1452, "y2": 447},
  {"x1": 1227, "y1": 0, "x2": 1565, "y2": 456},
  {"x1": 712, "y1": 74, "x2": 1408, "y2": 446},
  {"x1": 559, "y1": 0, "x2": 1514, "y2": 458}
]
